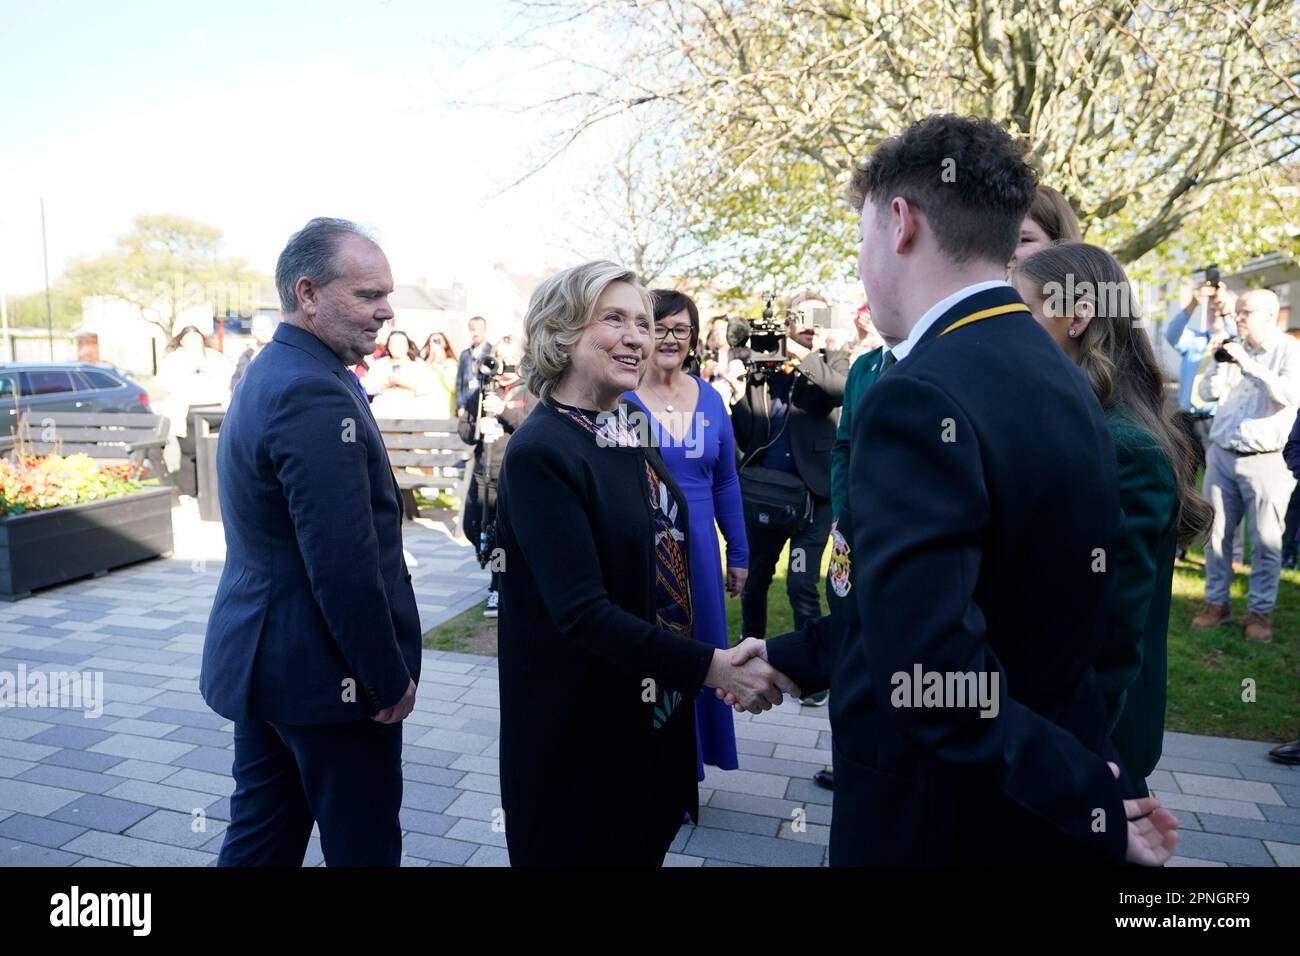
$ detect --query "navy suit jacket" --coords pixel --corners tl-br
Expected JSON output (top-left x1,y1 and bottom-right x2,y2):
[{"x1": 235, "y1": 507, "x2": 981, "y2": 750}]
[
  {"x1": 200, "y1": 323, "x2": 422, "y2": 725},
  {"x1": 456, "y1": 343, "x2": 494, "y2": 413},
  {"x1": 768, "y1": 284, "x2": 1132, "y2": 865}
]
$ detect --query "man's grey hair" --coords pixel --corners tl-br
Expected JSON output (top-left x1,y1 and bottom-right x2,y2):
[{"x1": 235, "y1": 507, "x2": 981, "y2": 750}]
[{"x1": 275, "y1": 217, "x2": 374, "y2": 314}]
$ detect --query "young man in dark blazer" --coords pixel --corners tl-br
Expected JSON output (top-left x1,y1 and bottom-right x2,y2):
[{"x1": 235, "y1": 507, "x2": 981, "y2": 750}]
[
  {"x1": 727, "y1": 115, "x2": 1179, "y2": 866},
  {"x1": 201, "y1": 218, "x2": 422, "y2": 866}
]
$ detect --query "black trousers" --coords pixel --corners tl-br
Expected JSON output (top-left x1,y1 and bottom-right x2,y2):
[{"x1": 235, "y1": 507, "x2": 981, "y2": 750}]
[
  {"x1": 741, "y1": 492, "x2": 834, "y2": 638},
  {"x1": 462, "y1": 462, "x2": 501, "y2": 591},
  {"x1": 1284, "y1": 483, "x2": 1300, "y2": 559},
  {"x1": 218, "y1": 717, "x2": 403, "y2": 867},
  {"x1": 176, "y1": 432, "x2": 198, "y2": 497}
]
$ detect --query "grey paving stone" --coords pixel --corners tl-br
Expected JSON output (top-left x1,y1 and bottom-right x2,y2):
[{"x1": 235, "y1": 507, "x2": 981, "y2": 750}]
[
  {"x1": 42, "y1": 749, "x2": 123, "y2": 773},
  {"x1": 1260, "y1": 804, "x2": 1300, "y2": 826},
  {"x1": 442, "y1": 789, "x2": 501, "y2": 822},
  {"x1": 49, "y1": 794, "x2": 155, "y2": 833},
  {"x1": 734, "y1": 737, "x2": 775, "y2": 757},
  {"x1": 1275, "y1": 783, "x2": 1300, "y2": 807},
  {"x1": 401, "y1": 746, "x2": 459, "y2": 768},
  {"x1": 1195, "y1": 813, "x2": 1300, "y2": 845},
  {"x1": 103, "y1": 717, "x2": 180, "y2": 738},
  {"x1": 447, "y1": 754, "x2": 498, "y2": 775},
  {"x1": 696, "y1": 806, "x2": 780, "y2": 836},
  {"x1": 701, "y1": 766, "x2": 788, "y2": 798},
  {"x1": 141, "y1": 706, "x2": 229, "y2": 730},
  {"x1": 105, "y1": 759, "x2": 182, "y2": 783},
  {"x1": 163, "y1": 768, "x2": 234, "y2": 797},
  {"x1": 26, "y1": 724, "x2": 114, "y2": 750},
  {"x1": 400, "y1": 781, "x2": 460, "y2": 814},
  {"x1": 707, "y1": 790, "x2": 805, "y2": 819},
  {"x1": 1265, "y1": 840, "x2": 1300, "y2": 866},
  {"x1": 401, "y1": 832, "x2": 477, "y2": 865},
  {"x1": 410, "y1": 728, "x2": 495, "y2": 754},
  {"x1": 402, "y1": 764, "x2": 464, "y2": 788},
  {"x1": 464, "y1": 845, "x2": 511, "y2": 867},
  {"x1": 1148, "y1": 790, "x2": 1265, "y2": 820},
  {"x1": 0, "y1": 739, "x2": 58, "y2": 761},
  {"x1": 88, "y1": 733, "x2": 195, "y2": 764},
  {"x1": 61, "y1": 830, "x2": 215, "y2": 867},
  {"x1": 0, "y1": 778, "x2": 81, "y2": 815},
  {"x1": 778, "y1": 820, "x2": 831, "y2": 846},
  {"x1": 1235, "y1": 763, "x2": 1300, "y2": 786},
  {"x1": 126, "y1": 809, "x2": 228, "y2": 849},
  {"x1": 102, "y1": 779, "x2": 220, "y2": 813},
  {"x1": 164, "y1": 726, "x2": 230, "y2": 749},
  {"x1": 205, "y1": 798, "x2": 231, "y2": 822},
  {"x1": 683, "y1": 826, "x2": 825, "y2": 866},
  {"x1": 1144, "y1": 770, "x2": 1178, "y2": 793},
  {"x1": 399, "y1": 809, "x2": 455, "y2": 837},
  {"x1": 0, "y1": 840, "x2": 84, "y2": 866},
  {"x1": 16, "y1": 764, "x2": 119, "y2": 795},
  {"x1": 739, "y1": 754, "x2": 830, "y2": 778},
  {"x1": 1173, "y1": 831, "x2": 1275, "y2": 866},
  {"x1": 443, "y1": 816, "x2": 508, "y2": 848},
  {"x1": 784, "y1": 777, "x2": 835, "y2": 806},
  {"x1": 0, "y1": 716, "x2": 54, "y2": 740},
  {"x1": 1172, "y1": 773, "x2": 1285, "y2": 805},
  {"x1": 0, "y1": 756, "x2": 36, "y2": 778},
  {"x1": 171, "y1": 746, "x2": 234, "y2": 775},
  {"x1": 732, "y1": 721, "x2": 821, "y2": 748},
  {"x1": 1166, "y1": 855, "x2": 1228, "y2": 867},
  {"x1": 0, "y1": 813, "x2": 87, "y2": 849},
  {"x1": 454, "y1": 772, "x2": 500, "y2": 795}
]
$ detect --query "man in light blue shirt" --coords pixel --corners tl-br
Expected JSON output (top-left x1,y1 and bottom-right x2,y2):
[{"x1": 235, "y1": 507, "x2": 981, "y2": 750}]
[{"x1": 1166, "y1": 281, "x2": 1234, "y2": 413}]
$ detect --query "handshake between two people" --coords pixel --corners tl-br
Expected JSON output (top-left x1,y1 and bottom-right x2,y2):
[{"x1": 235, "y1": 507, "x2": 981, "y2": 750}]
[{"x1": 705, "y1": 638, "x2": 800, "y2": 715}]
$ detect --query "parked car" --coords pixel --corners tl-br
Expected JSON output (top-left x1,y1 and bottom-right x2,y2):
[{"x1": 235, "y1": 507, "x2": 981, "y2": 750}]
[{"x1": 0, "y1": 362, "x2": 153, "y2": 426}]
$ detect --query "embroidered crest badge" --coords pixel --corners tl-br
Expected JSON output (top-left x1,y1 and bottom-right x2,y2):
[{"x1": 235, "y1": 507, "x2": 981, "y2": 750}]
[{"x1": 828, "y1": 521, "x2": 852, "y2": 598}]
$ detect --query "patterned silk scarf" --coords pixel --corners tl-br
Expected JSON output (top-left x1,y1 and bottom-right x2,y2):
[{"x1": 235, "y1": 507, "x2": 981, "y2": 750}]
[{"x1": 553, "y1": 401, "x2": 694, "y2": 730}]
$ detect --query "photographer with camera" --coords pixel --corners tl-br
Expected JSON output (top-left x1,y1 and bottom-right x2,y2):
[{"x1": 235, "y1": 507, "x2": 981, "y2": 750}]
[
  {"x1": 1194, "y1": 289, "x2": 1299, "y2": 642},
  {"x1": 730, "y1": 294, "x2": 849, "y2": 661},
  {"x1": 458, "y1": 335, "x2": 537, "y2": 619},
  {"x1": 1166, "y1": 268, "x2": 1236, "y2": 452}
]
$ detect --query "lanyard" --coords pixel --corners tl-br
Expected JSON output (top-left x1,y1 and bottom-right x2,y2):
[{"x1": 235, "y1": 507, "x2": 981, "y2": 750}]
[{"x1": 939, "y1": 302, "x2": 1031, "y2": 336}]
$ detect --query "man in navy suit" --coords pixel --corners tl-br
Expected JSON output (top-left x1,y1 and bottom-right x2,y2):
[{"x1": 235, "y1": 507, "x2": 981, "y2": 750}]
[
  {"x1": 726, "y1": 115, "x2": 1178, "y2": 865},
  {"x1": 202, "y1": 218, "x2": 422, "y2": 866}
]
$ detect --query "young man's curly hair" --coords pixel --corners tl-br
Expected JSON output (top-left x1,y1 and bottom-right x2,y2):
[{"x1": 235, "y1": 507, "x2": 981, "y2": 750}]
[{"x1": 848, "y1": 114, "x2": 1038, "y2": 266}]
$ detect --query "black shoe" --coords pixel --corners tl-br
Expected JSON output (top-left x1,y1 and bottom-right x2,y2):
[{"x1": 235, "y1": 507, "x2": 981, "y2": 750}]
[
  {"x1": 1283, "y1": 552, "x2": 1298, "y2": 570},
  {"x1": 813, "y1": 769, "x2": 834, "y2": 791},
  {"x1": 801, "y1": 690, "x2": 829, "y2": 707},
  {"x1": 1269, "y1": 739, "x2": 1300, "y2": 765}
]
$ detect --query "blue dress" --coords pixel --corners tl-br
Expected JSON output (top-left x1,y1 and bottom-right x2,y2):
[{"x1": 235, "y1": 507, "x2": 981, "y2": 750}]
[{"x1": 625, "y1": 376, "x2": 749, "y2": 779}]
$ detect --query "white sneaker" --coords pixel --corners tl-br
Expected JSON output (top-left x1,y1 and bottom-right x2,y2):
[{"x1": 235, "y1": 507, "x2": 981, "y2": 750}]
[{"x1": 484, "y1": 591, "x2": 499, "y2": 619}]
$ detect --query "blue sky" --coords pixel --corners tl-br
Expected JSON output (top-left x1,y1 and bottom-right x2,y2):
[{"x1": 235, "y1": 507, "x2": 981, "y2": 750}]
[{"x1": 0, "y1": 0, "x2": 599, "y2": 294}]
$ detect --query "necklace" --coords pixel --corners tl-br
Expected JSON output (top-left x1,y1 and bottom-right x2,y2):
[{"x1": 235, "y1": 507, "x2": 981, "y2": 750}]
[{"x1": 649, "y1": 376, "x2": 680, "y2": 413}]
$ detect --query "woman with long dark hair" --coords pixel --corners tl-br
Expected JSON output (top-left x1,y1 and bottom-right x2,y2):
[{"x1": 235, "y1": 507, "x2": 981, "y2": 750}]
[{"x1": 1012, "y1": 242, "x2": 1213, "y2": 794}]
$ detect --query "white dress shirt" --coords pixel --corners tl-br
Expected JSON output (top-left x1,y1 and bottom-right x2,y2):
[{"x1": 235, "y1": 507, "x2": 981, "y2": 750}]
[{"x1": 890, "y1": 280, "x2": 1014, "y2": 364}]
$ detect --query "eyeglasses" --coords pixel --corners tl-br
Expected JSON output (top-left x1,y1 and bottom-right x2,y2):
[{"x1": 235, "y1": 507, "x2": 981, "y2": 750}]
[{"x1": 654, "y1": 325, "x2": 692, "y2": 341}]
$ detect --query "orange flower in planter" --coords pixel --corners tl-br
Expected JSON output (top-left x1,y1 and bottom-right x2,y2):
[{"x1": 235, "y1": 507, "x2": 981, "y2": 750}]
[{"x1": 0, "y1": 452, "x2": 149, "y2": 517}]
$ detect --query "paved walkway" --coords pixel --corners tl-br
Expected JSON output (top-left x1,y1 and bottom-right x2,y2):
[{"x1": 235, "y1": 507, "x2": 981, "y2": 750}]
[{"x1": 0, "y1": 501, "x2": 1296, "y2": 866}]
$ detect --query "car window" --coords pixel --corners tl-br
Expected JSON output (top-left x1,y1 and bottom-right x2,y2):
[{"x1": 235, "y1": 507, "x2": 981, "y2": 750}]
[
  {"x1": 19, "y1": 370, "x2": 77, "y2": 395},
  {"x1": 82, "y1": 369, "x2": 123, "y2": 390},
  {"x1": 0, "y1": 373, "x2": 17, "y2": 398}
]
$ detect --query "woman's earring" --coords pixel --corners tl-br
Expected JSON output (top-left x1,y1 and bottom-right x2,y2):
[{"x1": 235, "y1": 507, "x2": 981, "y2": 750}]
[{"x1": 1068, "y1": 329, "x2": 1078, "y2": 337}]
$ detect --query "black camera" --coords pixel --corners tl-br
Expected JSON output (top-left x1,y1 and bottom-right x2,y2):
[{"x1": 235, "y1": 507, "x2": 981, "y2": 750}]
[
  {"x1": 1214, "y1": 335, "x2": 1241, "y2": 363},
  {"x1": 1205, "y1": 265, "x2": 1221, "y2": 289},
  {"x1": 727, "y1": 297, "x2": 789, "y2": 370}
]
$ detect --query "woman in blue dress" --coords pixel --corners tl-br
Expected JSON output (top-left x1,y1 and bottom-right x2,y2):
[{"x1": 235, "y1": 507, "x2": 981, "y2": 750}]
[{"x1": 624, "y1": 289, "x2": 749, "y2": 781}]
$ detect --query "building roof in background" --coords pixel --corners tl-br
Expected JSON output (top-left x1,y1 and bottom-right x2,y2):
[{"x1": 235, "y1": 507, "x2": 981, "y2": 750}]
[{"x1": 391, "y1": 282, "x2": 467, "y2": 312}]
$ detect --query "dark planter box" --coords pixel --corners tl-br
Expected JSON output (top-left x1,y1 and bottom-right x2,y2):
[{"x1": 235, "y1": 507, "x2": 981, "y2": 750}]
[{"x1": 0, "y1": 486, "x2": 175, "y2": 600}]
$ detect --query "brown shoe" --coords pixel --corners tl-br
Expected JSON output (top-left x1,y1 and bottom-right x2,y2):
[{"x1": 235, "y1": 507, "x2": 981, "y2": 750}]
[
  {"x1": 1244, "y1": 612, "x2": 1274, "y2": 643},
  {"x1": 1191, "y1": 603, "x2": 1231, "y2": 629}
]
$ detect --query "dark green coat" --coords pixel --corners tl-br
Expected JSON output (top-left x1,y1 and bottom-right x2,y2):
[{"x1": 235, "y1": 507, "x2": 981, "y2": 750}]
[
  {"x1": 1095, "y1": 403, "x2": 1179, "y2": 796},
  {"x1": 830, "y1": 347, "x2": 887, "y2": 519}
]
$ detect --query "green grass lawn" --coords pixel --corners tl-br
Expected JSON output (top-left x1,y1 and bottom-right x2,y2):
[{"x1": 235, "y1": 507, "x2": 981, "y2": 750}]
[{"x1": 422, "y1": 534, "x2": 1298, "y2": 742}]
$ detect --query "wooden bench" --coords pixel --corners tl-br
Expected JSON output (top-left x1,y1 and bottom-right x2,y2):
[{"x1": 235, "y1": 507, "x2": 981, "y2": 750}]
[
  {"x1": 0, "y1": 411, "x2": 172, "y2": 485},
  {"x1": 375, "y1": 418, "x2": 471, "y2": 525}
]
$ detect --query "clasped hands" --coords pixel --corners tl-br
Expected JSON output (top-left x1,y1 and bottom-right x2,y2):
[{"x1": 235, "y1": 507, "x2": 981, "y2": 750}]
[{"x1": 706, "y1": 638, "x2": 800, "y2": 715}]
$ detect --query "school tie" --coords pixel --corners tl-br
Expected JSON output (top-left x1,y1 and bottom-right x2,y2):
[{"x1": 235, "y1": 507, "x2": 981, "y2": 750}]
[{"x1": 879, "y1": 350, "x2": 897, "y2": 374}]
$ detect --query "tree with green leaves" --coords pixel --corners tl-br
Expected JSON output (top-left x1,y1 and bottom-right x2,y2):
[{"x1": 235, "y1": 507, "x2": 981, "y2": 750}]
[
  {"x1": 64, "y1": 213, "x2": 266, "y2": 339},
  {"x1": 514, "y1": 0, "x2": 1300, "y2": 292}
]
